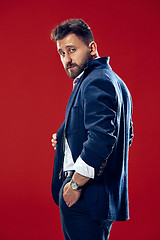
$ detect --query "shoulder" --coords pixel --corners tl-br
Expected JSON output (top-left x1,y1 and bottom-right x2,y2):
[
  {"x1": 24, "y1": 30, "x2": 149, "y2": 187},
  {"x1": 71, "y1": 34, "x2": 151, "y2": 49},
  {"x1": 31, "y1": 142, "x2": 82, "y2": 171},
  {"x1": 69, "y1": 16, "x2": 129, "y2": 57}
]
[{"x1": 81, "y1": 67, "x2": 118, "y2": 99}]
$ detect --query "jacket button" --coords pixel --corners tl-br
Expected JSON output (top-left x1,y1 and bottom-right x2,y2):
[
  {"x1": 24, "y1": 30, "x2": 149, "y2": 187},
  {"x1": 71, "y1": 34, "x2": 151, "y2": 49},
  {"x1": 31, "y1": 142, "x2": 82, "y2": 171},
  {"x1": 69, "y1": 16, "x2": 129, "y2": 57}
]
[{"x1": 102, "y1": 162, "x2": 106, "y2": 167}]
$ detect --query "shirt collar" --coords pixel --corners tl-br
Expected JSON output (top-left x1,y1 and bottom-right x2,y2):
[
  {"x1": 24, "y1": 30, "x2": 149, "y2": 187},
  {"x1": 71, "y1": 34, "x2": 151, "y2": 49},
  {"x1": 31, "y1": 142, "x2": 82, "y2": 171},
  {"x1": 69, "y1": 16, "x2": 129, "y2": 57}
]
[
  {"x1": 73, "y1": 71, "x2": 84, "y2": 89},
  {"x1": 74, "y1": 71, "x2": 84, "y2": 81}
]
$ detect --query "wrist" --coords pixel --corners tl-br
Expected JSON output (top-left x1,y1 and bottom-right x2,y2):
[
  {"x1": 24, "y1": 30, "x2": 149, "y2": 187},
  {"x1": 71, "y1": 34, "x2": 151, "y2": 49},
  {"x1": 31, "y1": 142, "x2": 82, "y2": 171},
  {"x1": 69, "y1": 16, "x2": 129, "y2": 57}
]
[
  {"x1": 70, "y1": 179, "x2": 83, "y2": 191},
  {"x1": 72, "y1": 172, "x2": 90, "y2": 187}
]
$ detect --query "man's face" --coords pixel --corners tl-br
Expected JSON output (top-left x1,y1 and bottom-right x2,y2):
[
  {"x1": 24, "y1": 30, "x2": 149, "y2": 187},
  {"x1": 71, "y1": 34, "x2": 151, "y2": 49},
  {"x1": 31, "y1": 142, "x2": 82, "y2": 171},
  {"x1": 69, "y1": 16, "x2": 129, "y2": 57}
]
[{"x1": 57, "y1": 33, "x2": 92, "y2": 79}]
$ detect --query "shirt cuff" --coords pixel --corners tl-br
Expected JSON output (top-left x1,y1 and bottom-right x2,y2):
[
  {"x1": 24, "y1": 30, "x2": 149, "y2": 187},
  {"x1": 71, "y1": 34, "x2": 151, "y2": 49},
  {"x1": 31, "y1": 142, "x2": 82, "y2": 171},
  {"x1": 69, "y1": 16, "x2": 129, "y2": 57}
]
[{"x1": 73, "y1": 156, "x2": 95, "y2": 179}]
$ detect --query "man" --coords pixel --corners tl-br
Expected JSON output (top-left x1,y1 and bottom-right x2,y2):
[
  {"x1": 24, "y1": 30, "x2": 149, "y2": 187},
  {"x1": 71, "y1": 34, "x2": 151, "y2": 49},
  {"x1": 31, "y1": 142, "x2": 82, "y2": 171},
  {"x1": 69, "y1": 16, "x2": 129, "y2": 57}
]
[{"x1": 51, "y1": 19, "x2": 133, "y2": 240}]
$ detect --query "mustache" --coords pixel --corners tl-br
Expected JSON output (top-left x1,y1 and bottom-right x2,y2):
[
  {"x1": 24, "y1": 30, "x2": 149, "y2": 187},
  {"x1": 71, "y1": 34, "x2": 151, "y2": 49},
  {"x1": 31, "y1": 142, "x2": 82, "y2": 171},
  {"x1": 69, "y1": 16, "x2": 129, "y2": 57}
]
[{"x1": 66, "y1": 63, "x2": 78, "y2": 69}]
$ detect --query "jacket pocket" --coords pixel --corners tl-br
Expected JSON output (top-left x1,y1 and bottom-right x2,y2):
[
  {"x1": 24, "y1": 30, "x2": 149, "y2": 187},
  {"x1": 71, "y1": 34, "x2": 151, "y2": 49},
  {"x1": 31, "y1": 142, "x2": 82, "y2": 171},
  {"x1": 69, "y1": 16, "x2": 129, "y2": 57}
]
[{"x1": 83, "y1": 181, "x2": 98, "y2": 205}]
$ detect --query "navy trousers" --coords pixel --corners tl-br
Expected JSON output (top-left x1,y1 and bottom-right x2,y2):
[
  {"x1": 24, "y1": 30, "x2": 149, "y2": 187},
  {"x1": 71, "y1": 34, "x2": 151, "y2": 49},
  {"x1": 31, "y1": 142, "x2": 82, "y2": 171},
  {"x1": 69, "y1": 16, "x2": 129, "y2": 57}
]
[{"x1": 59, "y1": 177, "x2": 113, "y2": 240}]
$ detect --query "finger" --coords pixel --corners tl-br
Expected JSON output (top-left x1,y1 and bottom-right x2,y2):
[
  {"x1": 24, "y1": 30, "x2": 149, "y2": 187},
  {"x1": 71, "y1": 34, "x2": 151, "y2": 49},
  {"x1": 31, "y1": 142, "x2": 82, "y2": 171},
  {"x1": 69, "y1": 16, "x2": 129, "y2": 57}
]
[
  {"x1": 51, "y1": 140, "x2": 57, "y2": 148},
  {"x1": 52, "y1": 133, "x2": 57, "y2": 140},
  {"x1": 52, "y1": 143, "x2": 56, "y2": 150},
  {"x1": 66, "y1": 202, "x2": 70, "y2": 207},
  {"x1": 65, "y1": 200, "x2": 72, "y2": 207}
]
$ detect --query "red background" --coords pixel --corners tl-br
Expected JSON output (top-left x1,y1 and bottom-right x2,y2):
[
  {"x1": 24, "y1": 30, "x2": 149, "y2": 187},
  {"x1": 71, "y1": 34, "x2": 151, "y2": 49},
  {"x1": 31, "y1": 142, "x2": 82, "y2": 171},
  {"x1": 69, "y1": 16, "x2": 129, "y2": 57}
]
[{"x1": 0, "y1": 0, "x2": 159, "y2": 239}]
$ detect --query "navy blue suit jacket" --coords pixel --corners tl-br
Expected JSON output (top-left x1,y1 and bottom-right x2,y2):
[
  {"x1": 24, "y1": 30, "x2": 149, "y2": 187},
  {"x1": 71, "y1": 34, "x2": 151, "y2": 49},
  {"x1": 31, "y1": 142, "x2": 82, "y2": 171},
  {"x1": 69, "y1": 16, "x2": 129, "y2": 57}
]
[{"x1": 51, "y1": 57, "x2": 133, "y2": 221}]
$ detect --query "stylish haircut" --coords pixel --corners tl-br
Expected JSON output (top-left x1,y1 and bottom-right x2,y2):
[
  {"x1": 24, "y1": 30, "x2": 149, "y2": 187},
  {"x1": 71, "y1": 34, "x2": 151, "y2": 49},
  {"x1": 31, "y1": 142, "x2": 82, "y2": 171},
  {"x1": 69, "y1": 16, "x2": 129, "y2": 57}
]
[{"x1": 51, "y1": 19, "x2": 94, "y2": 46}]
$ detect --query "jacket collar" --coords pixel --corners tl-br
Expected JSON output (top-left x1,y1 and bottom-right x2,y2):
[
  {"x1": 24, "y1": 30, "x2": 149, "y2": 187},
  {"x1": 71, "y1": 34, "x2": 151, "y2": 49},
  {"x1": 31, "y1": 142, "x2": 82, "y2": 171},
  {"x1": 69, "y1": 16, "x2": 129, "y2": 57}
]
[{"x1": 86, "y1": 56, "x2": 110, "y2": 70}]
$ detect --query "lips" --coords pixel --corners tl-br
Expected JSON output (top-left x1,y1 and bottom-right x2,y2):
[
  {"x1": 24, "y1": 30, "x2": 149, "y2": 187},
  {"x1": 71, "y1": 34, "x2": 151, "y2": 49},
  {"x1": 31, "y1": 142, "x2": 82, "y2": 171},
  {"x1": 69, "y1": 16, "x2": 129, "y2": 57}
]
[
  {"x1": 67, "y1": 64, "x2": 77, "y2": 70},
  {"x1": 68, "y1": 66, "x2": 75, "y2": 70}
]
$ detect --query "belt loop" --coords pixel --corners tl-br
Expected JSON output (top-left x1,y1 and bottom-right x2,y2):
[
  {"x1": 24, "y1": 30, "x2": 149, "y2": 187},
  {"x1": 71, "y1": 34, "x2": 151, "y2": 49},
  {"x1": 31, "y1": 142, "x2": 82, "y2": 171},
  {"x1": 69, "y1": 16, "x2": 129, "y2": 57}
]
[{"x1": 64, "y1": 170, "x2": 74, "y2": 179}]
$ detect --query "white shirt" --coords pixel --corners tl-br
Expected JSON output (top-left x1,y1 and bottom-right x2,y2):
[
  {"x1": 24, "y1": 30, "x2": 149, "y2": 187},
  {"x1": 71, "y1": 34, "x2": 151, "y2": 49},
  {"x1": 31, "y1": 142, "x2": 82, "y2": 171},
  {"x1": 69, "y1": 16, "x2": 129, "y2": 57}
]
[
  {"x1": 63, "y1": 71, "x2": 95, "y2": 179},
  {"x1": 63, "y1": 138, "x2": 95, "y2": 179}
]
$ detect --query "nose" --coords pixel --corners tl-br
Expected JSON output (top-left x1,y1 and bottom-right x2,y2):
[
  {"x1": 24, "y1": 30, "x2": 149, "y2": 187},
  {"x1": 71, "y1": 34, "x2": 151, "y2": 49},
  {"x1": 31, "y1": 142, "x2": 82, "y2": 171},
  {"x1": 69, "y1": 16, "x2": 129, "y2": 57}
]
[{"x1": 64, "y1": 52, "x2": 72, "y2": 65}]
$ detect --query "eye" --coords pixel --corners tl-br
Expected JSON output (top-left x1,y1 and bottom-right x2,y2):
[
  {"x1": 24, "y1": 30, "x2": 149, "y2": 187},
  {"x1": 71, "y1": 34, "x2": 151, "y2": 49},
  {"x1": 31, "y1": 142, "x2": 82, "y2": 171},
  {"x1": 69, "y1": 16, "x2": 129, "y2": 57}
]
[
  {"x1": 59, "y1": 51, "x2": 65, "y2": 56},
  {"x1": 69, "y1": 48, "x2": 76, "y2": 53}
]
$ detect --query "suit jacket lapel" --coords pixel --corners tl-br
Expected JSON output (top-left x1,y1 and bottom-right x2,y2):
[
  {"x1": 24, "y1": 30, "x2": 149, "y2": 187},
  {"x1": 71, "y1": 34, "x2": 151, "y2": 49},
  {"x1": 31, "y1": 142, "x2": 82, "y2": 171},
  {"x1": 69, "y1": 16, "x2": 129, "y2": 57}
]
[{"x1": 64, "y1": 73, "x2": 85, "y2": 131}]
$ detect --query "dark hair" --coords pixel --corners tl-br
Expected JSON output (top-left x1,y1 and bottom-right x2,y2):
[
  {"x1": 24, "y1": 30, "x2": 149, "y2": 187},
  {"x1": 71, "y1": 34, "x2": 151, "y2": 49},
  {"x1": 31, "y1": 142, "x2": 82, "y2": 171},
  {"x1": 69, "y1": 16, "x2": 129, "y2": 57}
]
[{"x1": 51, "y1": 19, "x2": 94, "y2": 45}]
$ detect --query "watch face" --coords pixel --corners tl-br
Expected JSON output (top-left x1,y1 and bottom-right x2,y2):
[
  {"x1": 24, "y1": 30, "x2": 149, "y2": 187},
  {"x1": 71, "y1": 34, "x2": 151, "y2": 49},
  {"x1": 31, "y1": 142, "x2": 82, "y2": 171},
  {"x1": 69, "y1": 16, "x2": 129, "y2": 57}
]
[{"x1": 71, "y1": 182, "x2": 78, "y2": 190}]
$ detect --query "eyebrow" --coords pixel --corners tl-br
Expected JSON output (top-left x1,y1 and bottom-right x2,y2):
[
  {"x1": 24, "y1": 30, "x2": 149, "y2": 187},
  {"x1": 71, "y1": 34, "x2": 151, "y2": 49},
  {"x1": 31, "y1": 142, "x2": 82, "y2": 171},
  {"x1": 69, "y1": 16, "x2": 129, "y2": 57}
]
[{"x1": 58, "y1": 45, "x2": 76, "y2": 52}]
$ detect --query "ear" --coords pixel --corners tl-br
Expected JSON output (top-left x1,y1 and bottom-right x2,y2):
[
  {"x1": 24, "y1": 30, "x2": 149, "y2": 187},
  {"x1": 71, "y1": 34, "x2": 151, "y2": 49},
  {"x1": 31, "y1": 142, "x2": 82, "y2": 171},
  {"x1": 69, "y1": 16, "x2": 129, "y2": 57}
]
[{"x1": 88, "y1": 41, "x2": 97, "y2": 57}]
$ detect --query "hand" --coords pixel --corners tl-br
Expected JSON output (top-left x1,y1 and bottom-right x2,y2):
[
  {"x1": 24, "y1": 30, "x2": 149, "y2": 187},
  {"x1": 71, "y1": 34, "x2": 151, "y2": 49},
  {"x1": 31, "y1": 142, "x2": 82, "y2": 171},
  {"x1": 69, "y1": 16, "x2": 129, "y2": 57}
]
[
  {"x1": 63, "y1": 182, "x2": 82, "y2": 207},
  {"x1": 51, "y1": 133, "x2": 57, "y2": 150}
]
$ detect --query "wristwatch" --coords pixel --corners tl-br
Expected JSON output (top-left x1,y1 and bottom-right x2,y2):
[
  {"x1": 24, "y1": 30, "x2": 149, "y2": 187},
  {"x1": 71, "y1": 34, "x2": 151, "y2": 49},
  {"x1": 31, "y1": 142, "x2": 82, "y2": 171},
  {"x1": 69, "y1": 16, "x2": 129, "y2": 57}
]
[{"x1": 70, "y1": 179, "x2": 83, "y2": 190}]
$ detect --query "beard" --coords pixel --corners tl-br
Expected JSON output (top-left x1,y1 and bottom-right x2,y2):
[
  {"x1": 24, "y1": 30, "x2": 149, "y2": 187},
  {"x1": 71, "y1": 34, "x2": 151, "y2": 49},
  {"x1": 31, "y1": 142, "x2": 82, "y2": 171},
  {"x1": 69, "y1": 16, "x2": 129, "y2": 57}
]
[
  {"x1": 65, "y1": 64, "x2": 84, "y2": 79},
  {"x1": 65, "y1": 53, "x2": 92, "y2": 79}
]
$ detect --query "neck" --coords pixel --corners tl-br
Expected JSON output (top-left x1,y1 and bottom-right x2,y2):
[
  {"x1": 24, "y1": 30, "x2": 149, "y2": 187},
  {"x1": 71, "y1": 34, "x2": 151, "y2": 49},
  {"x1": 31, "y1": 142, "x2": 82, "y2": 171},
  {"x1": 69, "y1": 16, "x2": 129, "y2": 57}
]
[{"x1": 92, "y1": 52, "x2": 100, "y2": 60}]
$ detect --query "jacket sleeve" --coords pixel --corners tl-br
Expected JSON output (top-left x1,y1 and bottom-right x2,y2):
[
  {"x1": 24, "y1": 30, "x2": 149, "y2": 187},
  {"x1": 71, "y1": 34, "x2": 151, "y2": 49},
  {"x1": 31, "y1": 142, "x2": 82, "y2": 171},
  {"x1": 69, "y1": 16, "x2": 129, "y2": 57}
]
[{"x1": 80, "y1": 75, "x2": 117, "y2": 177}]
